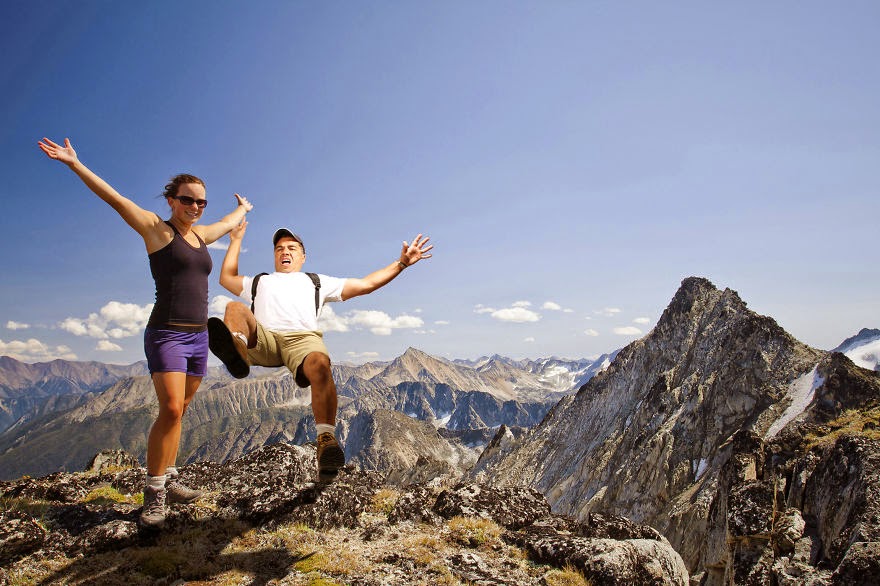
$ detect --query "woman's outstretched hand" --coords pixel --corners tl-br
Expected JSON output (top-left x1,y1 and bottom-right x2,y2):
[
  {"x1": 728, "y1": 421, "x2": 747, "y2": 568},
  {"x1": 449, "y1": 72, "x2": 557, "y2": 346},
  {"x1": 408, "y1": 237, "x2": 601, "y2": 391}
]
[{"x1": 38, "y1": 137, "x2": 78, "y2": 166}]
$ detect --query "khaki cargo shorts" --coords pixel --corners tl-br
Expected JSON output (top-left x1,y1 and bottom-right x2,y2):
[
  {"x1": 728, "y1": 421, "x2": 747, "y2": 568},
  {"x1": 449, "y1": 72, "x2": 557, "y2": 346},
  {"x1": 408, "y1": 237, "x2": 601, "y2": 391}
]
[{"x1": 247, "y1": 323, "x2": 329, "y2": 388}]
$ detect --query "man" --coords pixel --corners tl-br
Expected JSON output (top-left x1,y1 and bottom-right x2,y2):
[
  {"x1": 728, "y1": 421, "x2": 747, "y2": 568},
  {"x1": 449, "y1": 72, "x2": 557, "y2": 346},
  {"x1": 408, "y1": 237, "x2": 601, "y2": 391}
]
[{"x1": 208, "y1": 220, "x2": 432, "y2": 481}]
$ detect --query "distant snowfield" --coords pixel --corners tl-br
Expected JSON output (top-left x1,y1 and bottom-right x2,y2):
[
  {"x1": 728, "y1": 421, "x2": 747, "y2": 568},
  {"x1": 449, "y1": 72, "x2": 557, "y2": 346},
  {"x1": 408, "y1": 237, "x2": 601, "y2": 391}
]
[
  {"x1": 844, "y1": 338, "x2": 880, "y2": 372},
  {"x1": 766, "y1": 365, "x2": 824, "y2": 439}
]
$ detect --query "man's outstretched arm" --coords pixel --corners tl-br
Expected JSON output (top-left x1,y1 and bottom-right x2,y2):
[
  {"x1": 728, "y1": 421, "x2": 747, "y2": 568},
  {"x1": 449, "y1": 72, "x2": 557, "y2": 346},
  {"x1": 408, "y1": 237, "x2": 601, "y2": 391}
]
[
  {"x1": 341, "y1": 233, "x2": 433, "y2": 300},
  {"x1": 219, "y1": 219, "x2": 248, "y2": 296}
]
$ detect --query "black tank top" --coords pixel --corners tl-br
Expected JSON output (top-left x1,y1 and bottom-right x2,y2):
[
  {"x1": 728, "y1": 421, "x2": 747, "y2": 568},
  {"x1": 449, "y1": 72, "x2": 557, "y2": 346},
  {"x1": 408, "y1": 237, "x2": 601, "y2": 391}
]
[{"x1": 147, "y1": 221, "x2": 212, "y2": 332}]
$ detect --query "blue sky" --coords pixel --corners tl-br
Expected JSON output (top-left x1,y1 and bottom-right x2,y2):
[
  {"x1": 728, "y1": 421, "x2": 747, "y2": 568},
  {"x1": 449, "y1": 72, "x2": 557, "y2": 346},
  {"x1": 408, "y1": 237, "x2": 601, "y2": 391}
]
[{"x1": 1, "y1": 1, "x2": 877, "y2": 365}]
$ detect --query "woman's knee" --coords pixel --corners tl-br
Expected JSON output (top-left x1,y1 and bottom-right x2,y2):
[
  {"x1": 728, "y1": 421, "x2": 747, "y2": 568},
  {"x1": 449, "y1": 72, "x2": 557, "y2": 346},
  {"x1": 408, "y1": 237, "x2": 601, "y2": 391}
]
[{"x1": 157, "y1": 400, "x2": 186, "y2": 422}]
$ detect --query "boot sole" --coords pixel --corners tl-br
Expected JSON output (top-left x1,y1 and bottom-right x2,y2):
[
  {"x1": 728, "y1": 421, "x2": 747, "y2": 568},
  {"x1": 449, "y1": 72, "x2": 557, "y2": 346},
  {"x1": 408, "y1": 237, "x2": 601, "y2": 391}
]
[
  {"x1": 318, "y1": 444, "x2": 345, "y2": 482},
  {"x1": 208, "y1": 318, "x2": 250, "y2": 379}
]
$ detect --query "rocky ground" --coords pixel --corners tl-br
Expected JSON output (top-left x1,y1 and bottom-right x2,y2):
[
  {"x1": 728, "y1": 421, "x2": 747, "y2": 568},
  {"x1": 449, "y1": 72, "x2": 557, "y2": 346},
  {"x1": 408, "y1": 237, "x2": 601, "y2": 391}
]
[{"x1": 1, "y1": 444, "x2": 688, "y2": 585}]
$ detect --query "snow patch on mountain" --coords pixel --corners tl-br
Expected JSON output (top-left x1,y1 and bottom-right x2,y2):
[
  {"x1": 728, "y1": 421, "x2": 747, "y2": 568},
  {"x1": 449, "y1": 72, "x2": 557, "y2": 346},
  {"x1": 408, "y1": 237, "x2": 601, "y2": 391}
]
[{"x1": 766, "y1": 365, "x2": 824, "y2": 438}]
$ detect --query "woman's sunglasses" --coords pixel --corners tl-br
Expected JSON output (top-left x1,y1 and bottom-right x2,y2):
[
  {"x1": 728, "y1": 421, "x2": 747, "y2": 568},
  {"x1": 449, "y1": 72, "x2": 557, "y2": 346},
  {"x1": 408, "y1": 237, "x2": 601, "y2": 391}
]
[{"x1": 171, "y1": 195, "x2": 208, "y2": 208}]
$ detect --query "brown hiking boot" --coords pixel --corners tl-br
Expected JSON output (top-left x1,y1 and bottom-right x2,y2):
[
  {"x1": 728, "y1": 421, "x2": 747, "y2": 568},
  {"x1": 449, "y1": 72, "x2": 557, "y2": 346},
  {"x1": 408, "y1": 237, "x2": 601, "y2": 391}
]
[
  {"x1": 208, "y1": 317, "x2": 250, "y2": 378},
  {"x1": 316, "y1": 432, "x2": 345, "y2": 482}
]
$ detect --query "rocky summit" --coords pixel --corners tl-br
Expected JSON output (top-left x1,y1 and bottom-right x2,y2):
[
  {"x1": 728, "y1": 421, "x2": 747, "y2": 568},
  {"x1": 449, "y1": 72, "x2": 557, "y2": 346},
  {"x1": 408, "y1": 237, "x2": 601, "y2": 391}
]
[{"x1": 1, "y1": 444, "x2": 688, "y2": 585}]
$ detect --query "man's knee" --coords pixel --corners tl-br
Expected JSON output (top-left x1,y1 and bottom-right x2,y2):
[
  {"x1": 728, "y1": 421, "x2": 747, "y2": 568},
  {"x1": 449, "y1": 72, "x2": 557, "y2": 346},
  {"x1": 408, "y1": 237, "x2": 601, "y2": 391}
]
[
  {"x1": 302, "y1": 353, "x2": 333, "y2": 384},
  {"x1": 224, "y1": 301, "x2": 250, "y2": 320}
]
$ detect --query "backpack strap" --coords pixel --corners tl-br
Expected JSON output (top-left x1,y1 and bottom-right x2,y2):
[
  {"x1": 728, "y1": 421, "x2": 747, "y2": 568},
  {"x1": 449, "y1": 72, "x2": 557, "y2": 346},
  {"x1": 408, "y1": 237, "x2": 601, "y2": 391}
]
[
  {"x1": 250, "y1": 272, "x2": 269, "y2": 313},
  {"x1": 306, "y1": 272, "x2": 321, "y2": 316},
  {"x1": 250, "y1": 272, "x2": 321, "y2": 316}
]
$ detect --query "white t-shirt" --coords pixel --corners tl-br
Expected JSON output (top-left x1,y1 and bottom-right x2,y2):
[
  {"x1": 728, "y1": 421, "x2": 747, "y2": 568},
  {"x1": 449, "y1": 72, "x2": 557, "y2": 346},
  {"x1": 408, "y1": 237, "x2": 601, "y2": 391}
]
[{"x1": 239, "y1": 272, "x2": 347, "y2": 332}]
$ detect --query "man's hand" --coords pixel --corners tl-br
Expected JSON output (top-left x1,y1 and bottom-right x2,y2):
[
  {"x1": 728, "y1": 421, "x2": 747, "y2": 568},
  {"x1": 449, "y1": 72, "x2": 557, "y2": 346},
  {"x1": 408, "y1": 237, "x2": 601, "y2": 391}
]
[
  {"x1": 230, "y1": 218, "x2": 248, "y2": 241},
  {"x1": 400, "y1": 233, "x2": 433, "y2": 267}
]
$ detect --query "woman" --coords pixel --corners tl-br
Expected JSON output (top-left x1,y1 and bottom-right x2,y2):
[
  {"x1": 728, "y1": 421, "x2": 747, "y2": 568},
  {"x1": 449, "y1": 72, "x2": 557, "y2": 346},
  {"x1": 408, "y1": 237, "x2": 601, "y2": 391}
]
[{"x1": 38, "y1": 137, "x2": 252, "y2": 528}]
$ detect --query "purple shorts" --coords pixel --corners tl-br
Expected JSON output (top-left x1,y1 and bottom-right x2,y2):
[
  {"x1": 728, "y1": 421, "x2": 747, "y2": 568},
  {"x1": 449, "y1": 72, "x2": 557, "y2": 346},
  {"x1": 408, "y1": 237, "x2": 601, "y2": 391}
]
[{"x1": 144, "y1": 328, "x2": 209, "y2": 377}]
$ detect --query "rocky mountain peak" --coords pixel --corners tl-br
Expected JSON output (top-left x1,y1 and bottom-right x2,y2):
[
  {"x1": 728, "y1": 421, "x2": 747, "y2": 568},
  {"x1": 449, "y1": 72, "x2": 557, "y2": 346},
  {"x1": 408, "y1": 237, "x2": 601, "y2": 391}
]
[
  {"x1": 833, "y1": 327, "x2": 880, "y2": 353},
  {"x1": 475, "y1": 276, "x2": 828, "y2": 576}
]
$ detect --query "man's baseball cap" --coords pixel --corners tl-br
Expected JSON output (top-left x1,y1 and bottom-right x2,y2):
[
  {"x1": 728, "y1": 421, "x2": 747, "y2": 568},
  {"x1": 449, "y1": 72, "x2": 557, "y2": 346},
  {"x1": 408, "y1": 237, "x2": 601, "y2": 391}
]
[{"x1": 273, "y1": 228, "x2": 305, "y2": 252}]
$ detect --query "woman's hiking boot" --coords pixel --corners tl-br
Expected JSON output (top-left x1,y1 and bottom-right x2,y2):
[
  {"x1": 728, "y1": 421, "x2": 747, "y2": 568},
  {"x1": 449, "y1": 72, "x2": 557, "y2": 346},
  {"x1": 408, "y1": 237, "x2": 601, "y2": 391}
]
[
  {"x1": 165, "y1": 478, "x2": 203, "y2": 504},
  {"x1": 139, "y1": 485, "x2": 166, "y2": 528}
]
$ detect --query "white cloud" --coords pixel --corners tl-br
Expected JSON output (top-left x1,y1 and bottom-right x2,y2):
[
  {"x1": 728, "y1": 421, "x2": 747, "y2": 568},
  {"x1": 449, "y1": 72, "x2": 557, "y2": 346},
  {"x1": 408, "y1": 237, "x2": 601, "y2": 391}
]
[
  {"x1": 349, "y1": 310, "x2": 424, "y2": 335},
  {"x1": 584, "y1": 329, "x2": 599, "y2": 337},
  {"x1": 563, "y1": 308, "x2": 574, "y2": 313},
  {"x1": 210, "y1": 295, "x2": 235, "y2": 317},
  {"x1": 0, "y1": 338, "x2": 77, "y2": 362},
  {"x1": 595, "y1": 308, "x2": 622, "y2": 317},
  {"x1": 473, "y1": 305, "x2": 496, "y2": 314},
  {"x1": 512, "y1": 301, "x2": 532, "y2": 308},
  {"x1": 434, "y1": 320, "x2": 450, "y2": 326},
  {"x1": 60, "y1": 301, "x2": 153, "y2": 340},
  {"x1": 318, "y1": 305, "x2": 350, "y2": 333},
  {"x1": 524, "y1": 337, "x2": 535, "y2": 343},
  {"x1": 323, "y1": 308, "x2": 424, "y2": 336},
  {"x1": 207, "y1": 241, "x2": 229, "y2": 251},
  {"x1": 614, "y1": 326, "x2": 643, "y2": 336},
  {"x1": 491, "y1": 307, "x2": 541, "y2": 323},
  {"x1": 634, "y1": 317, "x2": 652, "y2": 324},
  {"x1": 346, "y1": 351, "x2": 380, "y2": 361},
  {"x1": 6, "y1": 321, "x2": 30, "y2": 330},
  {"x1": 96, "y1": 340, "x2": 123, "y2": 352},
  {"x1": 542, "y1": 301, "x2": 562, "y2": 311}
]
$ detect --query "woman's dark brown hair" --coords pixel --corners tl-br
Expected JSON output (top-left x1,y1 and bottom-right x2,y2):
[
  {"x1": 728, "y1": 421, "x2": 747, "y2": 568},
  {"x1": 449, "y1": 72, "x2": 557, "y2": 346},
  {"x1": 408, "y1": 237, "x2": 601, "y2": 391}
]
[{"x1": 162, "y1": 174, "x2": 205, "y2": 199}]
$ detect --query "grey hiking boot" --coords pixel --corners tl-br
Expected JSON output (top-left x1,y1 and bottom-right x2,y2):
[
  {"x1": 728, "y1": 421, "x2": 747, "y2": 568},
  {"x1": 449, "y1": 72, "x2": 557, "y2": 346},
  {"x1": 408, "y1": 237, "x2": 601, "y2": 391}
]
[
  {"x1": 316, "y1": 432, "x2": 345, "y2": 482},
  {"x1": 165, "y1": 478, "x2": 203, "y2": 504},
  {"x1": 139, "y1": 486, "x2": 166, "y2": 528}
]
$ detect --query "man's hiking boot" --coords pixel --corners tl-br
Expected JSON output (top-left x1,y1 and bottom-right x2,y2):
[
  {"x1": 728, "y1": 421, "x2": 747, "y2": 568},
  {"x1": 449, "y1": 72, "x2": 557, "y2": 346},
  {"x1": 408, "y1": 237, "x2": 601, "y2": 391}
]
[
  {"x1": 208, "y1": 317, "x2": 250, "y2": 378},
  {"x1": 165, "y1": 478, "x2": 203, "y2": 504},
  {"x1": 139, "y1": 486, "x2": 167, "y2": 529},
  {"x1": 316, "y1": 432, "x2": 345, "y2": 482}
]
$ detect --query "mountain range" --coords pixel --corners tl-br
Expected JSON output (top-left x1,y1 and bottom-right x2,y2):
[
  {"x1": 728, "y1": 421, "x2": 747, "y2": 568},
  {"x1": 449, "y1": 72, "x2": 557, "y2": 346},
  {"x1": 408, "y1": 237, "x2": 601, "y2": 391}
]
[
  {"x1": 0, "y1": 345, "x2": 603, "y2": 480},
  {"x1": 1, "y1": 275, "x2": 878, "y2": 584}
]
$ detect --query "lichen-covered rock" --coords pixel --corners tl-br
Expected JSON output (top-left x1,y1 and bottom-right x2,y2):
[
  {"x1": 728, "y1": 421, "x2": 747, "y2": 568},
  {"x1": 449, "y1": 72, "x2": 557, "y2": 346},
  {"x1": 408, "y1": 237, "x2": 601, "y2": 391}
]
[
  {"x1": 3, "y1": 472, "x2": 90, "y2": 503},
  {"x1": 433, "y1": 482, "x2": 550, "y2": 529},
  {"x1": 0, "y1": 510, "x2": 46, "y2": 565},
  {"x1": 71, "y1": 519, "x2": 139, "y2": 553},
  {"x1": 773, "y1": 508, "x2": 806, "y2": 554},
  {"x1": 831, "y1": 541, "x2": 880, "y2": 585},
  {"x1": 448, "y1": 551, "x2": 522, "y2": 585},
  {"x1": 727, "y1": 480, "x2": 776, "y2": 538},
  {"x1": 85, "y1": 449, "x2": 140, "y2": 473},
  {"x1": 388, "y1": 484, "x2": 443, "y2": 526},
  {"x1": 519, "y1": 534, "x2": 689, "y2": 586}
]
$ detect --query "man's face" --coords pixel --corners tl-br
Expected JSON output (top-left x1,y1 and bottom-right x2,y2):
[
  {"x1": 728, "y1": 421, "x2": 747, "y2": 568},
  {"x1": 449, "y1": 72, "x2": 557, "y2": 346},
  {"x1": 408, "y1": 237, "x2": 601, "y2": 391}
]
[{"x1": 274, "y1": 237, "x2": 305, "y2": 273}]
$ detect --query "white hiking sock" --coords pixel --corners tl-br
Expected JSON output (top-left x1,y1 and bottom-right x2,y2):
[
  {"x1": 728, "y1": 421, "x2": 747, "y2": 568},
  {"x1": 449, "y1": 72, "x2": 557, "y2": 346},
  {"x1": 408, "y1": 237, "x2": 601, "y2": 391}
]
[
  {"x1": 316, "y1": 423, "x2": 335, "y2": 437},
  {"x1": 165, "y1": 466, "x2": 178, "y2": 479},
  {"x1": 147, "y1": 475, "x2": 166, "y2": 491},
  {"x1": 233, "y1": 332, "x2": 248, "y2": 346}
]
